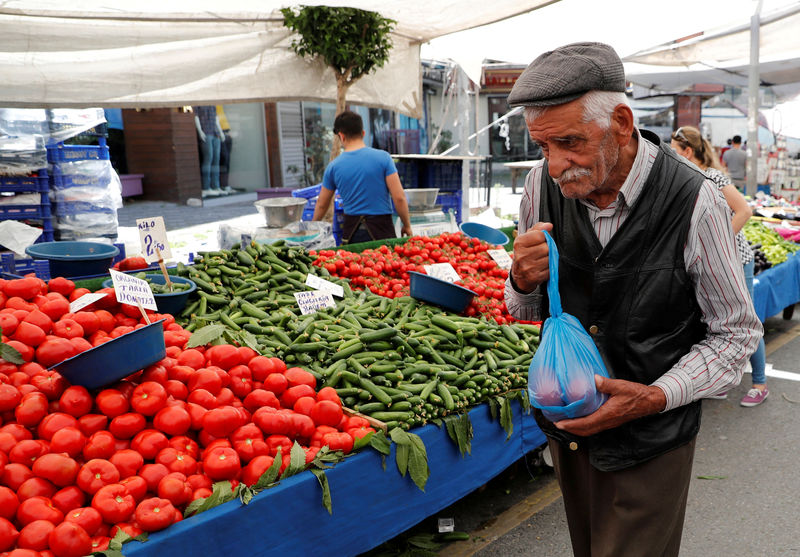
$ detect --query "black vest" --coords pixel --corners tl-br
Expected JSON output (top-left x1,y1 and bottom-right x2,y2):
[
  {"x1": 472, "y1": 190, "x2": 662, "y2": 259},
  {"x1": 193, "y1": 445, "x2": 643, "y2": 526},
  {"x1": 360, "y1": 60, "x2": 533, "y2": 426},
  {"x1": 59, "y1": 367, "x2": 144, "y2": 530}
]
[{"x1": 535, "y1": 129, "x2": 708, "y2": 471}]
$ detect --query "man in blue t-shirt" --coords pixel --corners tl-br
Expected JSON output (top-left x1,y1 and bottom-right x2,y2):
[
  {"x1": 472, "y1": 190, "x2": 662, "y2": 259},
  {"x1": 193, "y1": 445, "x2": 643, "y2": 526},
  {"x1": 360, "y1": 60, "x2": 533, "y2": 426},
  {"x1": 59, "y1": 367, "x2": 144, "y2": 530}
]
[{"x1": 313, "y1": 110, "x2": 412, "y2": 243}]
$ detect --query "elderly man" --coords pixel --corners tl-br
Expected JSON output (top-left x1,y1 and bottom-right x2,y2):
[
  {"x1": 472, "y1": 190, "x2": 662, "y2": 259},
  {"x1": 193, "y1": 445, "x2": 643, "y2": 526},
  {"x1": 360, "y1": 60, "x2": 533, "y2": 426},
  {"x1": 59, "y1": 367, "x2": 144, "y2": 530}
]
[{"x1": 504, "y1": 42, "x2": 761, "y2": 557}]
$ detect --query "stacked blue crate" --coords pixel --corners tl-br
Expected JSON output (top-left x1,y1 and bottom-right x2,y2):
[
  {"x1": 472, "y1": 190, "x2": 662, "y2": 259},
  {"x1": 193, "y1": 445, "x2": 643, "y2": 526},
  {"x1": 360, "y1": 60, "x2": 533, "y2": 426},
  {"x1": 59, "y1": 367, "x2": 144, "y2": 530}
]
[
  {"x1": 436, "y1": 191, "x2": 463, "y2": 224},
  {"x1": 0, "y1": 170, "x2": 54, "y2": 242},
  {"x1": 294, "y1": 184, "x2": 344, "y2": 245},
  {"x1": 425, "y1": 160, "x2": 462, "y2": 192},
  {"x1": 47, "y1": 139, "x2": 118, "y2": 241}
]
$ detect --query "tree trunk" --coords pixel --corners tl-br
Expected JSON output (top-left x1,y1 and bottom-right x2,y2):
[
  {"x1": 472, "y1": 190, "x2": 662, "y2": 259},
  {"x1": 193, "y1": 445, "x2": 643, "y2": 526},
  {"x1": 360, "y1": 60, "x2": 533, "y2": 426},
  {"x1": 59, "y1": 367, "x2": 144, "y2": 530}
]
[{"x1": 329, "y1": 72, "x2": 353, "y2": 162}]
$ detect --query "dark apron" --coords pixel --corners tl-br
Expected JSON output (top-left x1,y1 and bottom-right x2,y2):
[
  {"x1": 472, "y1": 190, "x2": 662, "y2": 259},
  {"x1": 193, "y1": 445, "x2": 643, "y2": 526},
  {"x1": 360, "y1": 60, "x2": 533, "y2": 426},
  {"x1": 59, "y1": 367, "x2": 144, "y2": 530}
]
[{"x1": 341, "y1": 214, "x2": 397, "y2": 244}]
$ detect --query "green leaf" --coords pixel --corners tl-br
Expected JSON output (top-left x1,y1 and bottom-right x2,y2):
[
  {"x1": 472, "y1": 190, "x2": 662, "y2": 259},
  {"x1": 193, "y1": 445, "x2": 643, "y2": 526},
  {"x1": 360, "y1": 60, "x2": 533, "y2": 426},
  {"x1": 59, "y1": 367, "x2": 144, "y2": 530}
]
[
  {"x1": 187, "y1": 324, "x2": 226, "y2": 348},
  {"x1": 369, "y1": 430, "x2": 392, "y2": 455},
  {"x1": 353, "y1": 430, "x2": 375, "y2": 450},
  {"x1": 237, "y1": 329, "x2": 262, "y2": 352},
  {"x1": 238, "y1": 486, "x2": 254, "y2": 505},
  {"x1": 254, "y1": 448, "x2": 283, "y2": 490},
  {"x1": 310, "y1": 468, "x2": 333, "y2": 514},
  {"x1": 696, "y1": 475, "x2": 727, "y2": 480},
  {"x1": 280, "y1": 442, "x2": 308, "y2": 479},
  {"x1": 500, "y1": 397, "x2": 513, "y2": 440},
  {"x1": 183, "y1": 480, "x2": 234, "y2": 518},
  {"x1": 405, "y1": 432, "x2": 429, "y2": 492},
  {"x1": 488, "y1": 398, "x2": 499, "y2": 421},
  {"x1": 395, "y1": 443, "x2": 409, "y2": 477},
  {"x1": 456, "y1": 413, "x2": 473, "y2": 456},
  {"x1": 0, "y1": 341, "x2": 24, "y2": 365},
  {"x1": 407, "y1": 534, "x2": 443, "y2": 550}
]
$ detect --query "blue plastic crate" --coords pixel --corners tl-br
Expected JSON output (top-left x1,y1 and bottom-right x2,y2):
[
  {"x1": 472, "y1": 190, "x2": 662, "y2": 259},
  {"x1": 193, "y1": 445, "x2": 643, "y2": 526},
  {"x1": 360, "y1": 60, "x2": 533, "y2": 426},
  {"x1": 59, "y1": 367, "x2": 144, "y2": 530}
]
[
  {"x1": 0, "y1": 170, "x2": 49, "y2": 193},
  {"x1": 292, "y1": 184, "x2": 322, "y2": 200},
  {"x1": 47, "y1": 138, "x2": 110, "y2": 164},
  {"x1": 437, "y1": 191, "x2": 462, "y2": 224},
  {"x1": 426, "y1": 160, "x2": 462, "y2": 192},
  {"x1": 395, "y1": 160, "x2": 419, "y2": 189},
  {"x1": 0, "y1": 253, "x2": 51, "y2": 280},
  {"x1": 50, "y1": 167, "x2": 108, "y2": 190},
  {"x1": 0, "y1": 202, "x2": 52, "y2": 220},
  {"x1": 53, "y1": 201, "x2": 116, "y2": 217}
]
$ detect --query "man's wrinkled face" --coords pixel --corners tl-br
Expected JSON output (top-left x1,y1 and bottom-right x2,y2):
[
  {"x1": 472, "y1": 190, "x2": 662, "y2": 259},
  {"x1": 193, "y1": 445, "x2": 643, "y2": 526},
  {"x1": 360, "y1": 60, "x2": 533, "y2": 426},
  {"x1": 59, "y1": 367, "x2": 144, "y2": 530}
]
[{"x1": 526, "y1": 99, "x2": 621, "y2": 200}]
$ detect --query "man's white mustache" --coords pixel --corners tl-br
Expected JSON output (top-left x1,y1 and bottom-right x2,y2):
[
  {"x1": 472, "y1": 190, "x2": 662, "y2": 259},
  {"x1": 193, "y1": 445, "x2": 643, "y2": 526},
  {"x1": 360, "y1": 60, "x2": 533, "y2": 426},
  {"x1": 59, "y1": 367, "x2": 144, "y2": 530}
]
[{"x1": 554, "y1": 167, "x2": 592, "y2": 186}]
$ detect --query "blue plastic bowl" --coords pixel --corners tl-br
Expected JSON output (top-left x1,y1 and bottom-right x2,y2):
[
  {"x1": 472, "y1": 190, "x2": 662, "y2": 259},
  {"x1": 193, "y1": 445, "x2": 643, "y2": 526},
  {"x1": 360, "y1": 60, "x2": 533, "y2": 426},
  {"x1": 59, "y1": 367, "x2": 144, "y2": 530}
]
[
  {"x1": 53, "y1": 319, "x2": 166, "y2": 390},
  {"x1": 408, "y1": 271, "x2": 477, "y2": 313},
  {"x1": 102, "y1": 274, "x2": 196, "y2": 316},
  {"x1": 26, "y1": 241, "x2": 119, "y2": 278},
  {"x1": 459, "y1": 222, "x2": 510, "y2": 246}
]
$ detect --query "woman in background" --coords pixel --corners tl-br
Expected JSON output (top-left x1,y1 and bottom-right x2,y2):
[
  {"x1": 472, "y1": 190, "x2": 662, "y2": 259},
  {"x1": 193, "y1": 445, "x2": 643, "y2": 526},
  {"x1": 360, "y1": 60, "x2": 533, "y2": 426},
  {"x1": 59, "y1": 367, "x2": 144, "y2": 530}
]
[{"x1": 671, "y1": 126, "x2": 768, "y2": 407}]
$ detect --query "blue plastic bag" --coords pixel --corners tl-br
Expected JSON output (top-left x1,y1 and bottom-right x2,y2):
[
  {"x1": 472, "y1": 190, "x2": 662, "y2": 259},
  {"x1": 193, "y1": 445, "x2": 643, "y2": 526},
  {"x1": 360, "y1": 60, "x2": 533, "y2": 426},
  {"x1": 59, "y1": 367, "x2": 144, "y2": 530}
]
[{"x1": 528, "y1": 231, "x2": 609, "y2": 421}]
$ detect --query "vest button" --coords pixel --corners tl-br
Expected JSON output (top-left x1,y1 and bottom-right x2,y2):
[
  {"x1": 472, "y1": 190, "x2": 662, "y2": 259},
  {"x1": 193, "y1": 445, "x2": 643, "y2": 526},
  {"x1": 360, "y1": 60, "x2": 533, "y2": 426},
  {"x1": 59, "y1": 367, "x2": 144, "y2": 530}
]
[
  {"x1": 589, "y1": 325, "x2": 599, "y2": 334},
  {"x1": 569, "y1": 442, "x2": 578, "y2": 451}
]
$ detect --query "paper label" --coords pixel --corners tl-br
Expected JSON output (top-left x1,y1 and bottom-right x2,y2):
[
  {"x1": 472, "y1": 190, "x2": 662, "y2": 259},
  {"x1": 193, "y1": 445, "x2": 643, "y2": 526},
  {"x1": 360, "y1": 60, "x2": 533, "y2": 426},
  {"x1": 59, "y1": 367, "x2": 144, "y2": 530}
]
[
  {"x1": 294, "y1": 290, "x2": 336, "y2": 315},
  {"x1": 109, "y1": 269, "x2": 157, "y2": 311},
  {"x1": 305, "y1": 274, "x2": 344, "y2": 298},
  {"x1": 487, "y1": 249, "x2": 512, "y2": 270},
  {"x1": 137, "y1": 217, "x2": 172, "y2": 263},
  {"x1": 437, "y1": 518, "x2": 455, "y2": 533},
  {"x1": 423, "y1": 263, "x2": 460, "y2": 283},
  {"x1": 69, "y1": 292, "x2": 107, "y2": 313}
]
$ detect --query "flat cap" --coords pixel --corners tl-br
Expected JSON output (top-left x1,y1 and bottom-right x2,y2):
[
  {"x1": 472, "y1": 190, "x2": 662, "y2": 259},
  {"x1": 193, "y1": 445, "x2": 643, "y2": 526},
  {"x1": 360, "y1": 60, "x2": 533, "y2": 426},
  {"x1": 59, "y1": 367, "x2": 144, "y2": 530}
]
[{"x1": 507, "y1": 42, "x2": 626, "y2": 107}]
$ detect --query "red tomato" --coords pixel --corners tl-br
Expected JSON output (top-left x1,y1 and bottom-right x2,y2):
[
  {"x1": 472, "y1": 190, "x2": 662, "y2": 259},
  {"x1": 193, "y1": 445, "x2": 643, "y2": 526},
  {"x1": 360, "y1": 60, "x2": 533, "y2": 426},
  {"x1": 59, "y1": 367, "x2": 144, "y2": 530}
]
[
  {"x1": 202, "y1": 406, "x2": 243, "y2": 438},
  {"x1": 30, "y1": 370, "x2": 69, "y2": 401},
  {"x1": 15, "y1": 392, "x2": 49, "y2": 428},
  {"x1": 152, "y1": 405, "x2": 191, "y2": 437},
  {"x1": 108, "y1": 412, "x2": 147, "y2": 440},
  {"x1": 0, "y1": 486, "x2": 20, "y2": 520},
  {"x1": 130, "y1": 429, "x2": 169, "y2": 461},
  {"x1": 316, "y1": 386, "x2": 341, "y2": 406},
  {"x1": 16, "y1": 496, "x2": 64, "y2": 527},
  {"x1": 82, "y1": 431, "x2": 117, "y2": 461},
  {"x1": 155, "y1": 448, "x2": 197, "y2": 476},
  {"x1": 109, "y1": 450, "x2": 143, "y2": 480},
  {"x1": 138, "y1": 463, "x2": 169, "y2": 494},
  {"x1": 77, "y1": 459, "x2": 121, "y2": 495},
  {"x1": 168, "y1": 436, "x2": 200, "y2": 460},
  {"x1": 135, "y1": 497, "x2": 176, "y2": 532},
  {"x1": 18, "y1": 519, "x2": 55, "y2": 551},
  {"x1": 50, "y1": 485, "x2": 86, "y2": 515},
  {"x1": 157, "y1": 474, "x2": 191, "y2": 506},
  {"x1": 37, "y1": 412, "x2": 78, "y2": 441},
  {"x1": 32, "y1": 453, "x2": 79, "y2": 487},
  {"x1": 205, "y1": 344, "x2": 241, "y2": 370},
  {"x1": 188, "y1": 368, "x2": 222, "y2": 395},
  {"x1": 12, "y1": 321, "x2": 46, "y2": 347},
  {"x1": 49, "y1": 520, "x2": 92, "y2": 557},
  {"x1": 91, "y1": 484, "x2": 135, "y2": 524},
  {"x1": 58, "y1": 386, "x2": 92, "y2": 418},
  {"x1": 94, "y1": 389, "x2": 130, "y2": 418},
  {"x1": 0, "y1": 383, "x2": 22, "y2": 412},
  {"x1": 241, "y1": 455, "x2": 275, "y2": 487},
  {"x1": 130, "y1": 381, "x2": 167, "y2": 416},
  {"x1": 202, "y1": 447, "x2": 241, "y2": 481},
  {"x1": 310, "y1": 400, "x2": 343, "y2": 427},
  {"x1": 279, "y1": 384, "x2": 315, "y2": 409},
  {"x1": 63, "y1": 507, "x2": 103, "y2": 537},
  {"x1": 16, "y1": 477, "x2": 57, "y2": 502},
  {"x1": 51, "y1": 318, "x2": 84, "y2": 339},
  {"x1": 118, "y1": 475, "x2": 148, "y2": 503},
  {"x1": 176, "y1": 348, "x2": 205, "y2": 369},
  {"x1": 284, "y1": 367, "x2": 316, "y2": 389},
  {"x1": 77, "y1": 414, "x2": 108, "y2": 438}
]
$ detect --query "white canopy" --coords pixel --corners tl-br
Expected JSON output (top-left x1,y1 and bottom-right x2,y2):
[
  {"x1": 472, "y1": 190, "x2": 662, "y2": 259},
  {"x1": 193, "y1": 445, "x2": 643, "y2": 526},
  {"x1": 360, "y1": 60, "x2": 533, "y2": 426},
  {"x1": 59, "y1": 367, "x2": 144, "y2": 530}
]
[
  {"x1": 0, "y1": 0, "x2": 553, "y2": 118},
  {"x1": 624, "y1": 3, "x2": 800, "y2": 103}
]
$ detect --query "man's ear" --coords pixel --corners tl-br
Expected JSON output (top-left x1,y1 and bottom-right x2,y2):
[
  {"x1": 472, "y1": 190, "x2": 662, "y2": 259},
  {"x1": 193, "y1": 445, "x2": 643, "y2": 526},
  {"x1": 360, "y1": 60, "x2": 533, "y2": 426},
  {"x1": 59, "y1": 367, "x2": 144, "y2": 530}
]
[{"x1": 611, "y1": 104, "x2": 635, "y2": 146}]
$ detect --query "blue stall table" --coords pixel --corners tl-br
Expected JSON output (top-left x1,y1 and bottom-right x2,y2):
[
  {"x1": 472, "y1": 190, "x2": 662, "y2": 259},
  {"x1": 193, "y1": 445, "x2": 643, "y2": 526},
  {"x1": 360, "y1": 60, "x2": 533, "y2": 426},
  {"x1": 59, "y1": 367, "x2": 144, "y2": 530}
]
[
  {"x1": 752, "y1": 252, "x2": 800, "y2": 322},
  {"x1": 125, "y1": 400, "x2": 546, "y2": 557}
]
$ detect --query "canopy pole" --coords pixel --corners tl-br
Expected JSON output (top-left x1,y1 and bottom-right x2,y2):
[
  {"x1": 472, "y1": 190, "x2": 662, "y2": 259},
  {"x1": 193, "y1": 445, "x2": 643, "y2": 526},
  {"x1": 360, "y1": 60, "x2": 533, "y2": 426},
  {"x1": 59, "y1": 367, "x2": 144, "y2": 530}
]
[{"x1": 746, "y1": 0, "x2": 762, "y2": 197}]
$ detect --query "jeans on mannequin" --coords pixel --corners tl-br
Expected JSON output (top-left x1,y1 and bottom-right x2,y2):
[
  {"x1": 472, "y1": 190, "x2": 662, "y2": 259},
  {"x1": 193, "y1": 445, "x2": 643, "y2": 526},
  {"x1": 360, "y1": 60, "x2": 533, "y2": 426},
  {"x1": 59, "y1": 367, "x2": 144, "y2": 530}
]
[{"x1": 200, "y1": 136, "x2": 222, "y2": 190}]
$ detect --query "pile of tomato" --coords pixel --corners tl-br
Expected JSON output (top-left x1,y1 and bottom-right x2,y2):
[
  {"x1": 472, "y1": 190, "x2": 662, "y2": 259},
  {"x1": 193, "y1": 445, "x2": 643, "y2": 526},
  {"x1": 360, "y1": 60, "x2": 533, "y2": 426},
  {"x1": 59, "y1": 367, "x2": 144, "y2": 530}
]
[
  {"x1": 311, "y1": 233, "x2": 515, "y2": 324},
  {"x1": 0, "y1": 276, "x2": 372, "y2": 556}
]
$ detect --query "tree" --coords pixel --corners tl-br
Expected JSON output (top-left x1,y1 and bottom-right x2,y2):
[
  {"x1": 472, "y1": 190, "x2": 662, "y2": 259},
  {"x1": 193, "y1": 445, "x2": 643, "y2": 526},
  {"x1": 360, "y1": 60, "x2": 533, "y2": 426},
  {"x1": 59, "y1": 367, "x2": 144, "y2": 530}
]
[{"x1": 281, "y1": 5, "x2": 395, "y2": 159}]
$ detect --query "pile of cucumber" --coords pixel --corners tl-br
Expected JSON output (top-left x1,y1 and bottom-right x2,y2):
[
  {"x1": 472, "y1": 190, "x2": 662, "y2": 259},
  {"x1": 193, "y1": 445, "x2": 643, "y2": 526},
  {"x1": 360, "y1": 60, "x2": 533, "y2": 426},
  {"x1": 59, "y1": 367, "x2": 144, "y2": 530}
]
[{"x1": 176, "y1": 241, "x2": 539, "y2": 430}]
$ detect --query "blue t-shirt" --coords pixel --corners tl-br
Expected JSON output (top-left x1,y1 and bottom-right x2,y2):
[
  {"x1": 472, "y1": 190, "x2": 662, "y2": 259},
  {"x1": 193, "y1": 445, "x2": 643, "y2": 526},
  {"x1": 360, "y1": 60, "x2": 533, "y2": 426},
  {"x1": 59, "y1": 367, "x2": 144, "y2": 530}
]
[{"x1": 322, "y1": 147, "x2": 397, "y2": 215}]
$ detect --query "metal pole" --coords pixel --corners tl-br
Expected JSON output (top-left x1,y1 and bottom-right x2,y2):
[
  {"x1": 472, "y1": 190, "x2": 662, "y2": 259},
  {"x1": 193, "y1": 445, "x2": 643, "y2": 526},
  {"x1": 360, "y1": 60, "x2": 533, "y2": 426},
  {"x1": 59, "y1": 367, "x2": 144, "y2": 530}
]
[{"x1": 746, "y1": 0, "x2": 762, "y2": 197}]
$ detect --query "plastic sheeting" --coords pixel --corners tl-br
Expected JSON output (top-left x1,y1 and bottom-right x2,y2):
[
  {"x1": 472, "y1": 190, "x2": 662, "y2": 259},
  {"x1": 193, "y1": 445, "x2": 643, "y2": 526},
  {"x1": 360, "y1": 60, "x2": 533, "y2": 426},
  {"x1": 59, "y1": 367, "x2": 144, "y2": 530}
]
[
  {"x1": 123, "y1": 399, "x2": 546, "y2": 557},
  {"x1": 0, "y1": 1, "x2": 552, "y2": 118},
  {"x1": 752, "y1": 251, "x2": 800, "y2": 321}
]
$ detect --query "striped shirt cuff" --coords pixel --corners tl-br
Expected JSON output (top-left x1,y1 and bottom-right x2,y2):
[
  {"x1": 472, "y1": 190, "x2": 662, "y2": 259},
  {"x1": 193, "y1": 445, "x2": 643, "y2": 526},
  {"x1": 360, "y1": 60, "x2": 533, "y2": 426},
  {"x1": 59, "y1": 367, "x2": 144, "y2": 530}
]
[
  {"x1": 652, "y1": 371, "x2": 695, "y2": 411},
  {"x1": 504, "y1": 277, "x2": 544, "y2": 322}
]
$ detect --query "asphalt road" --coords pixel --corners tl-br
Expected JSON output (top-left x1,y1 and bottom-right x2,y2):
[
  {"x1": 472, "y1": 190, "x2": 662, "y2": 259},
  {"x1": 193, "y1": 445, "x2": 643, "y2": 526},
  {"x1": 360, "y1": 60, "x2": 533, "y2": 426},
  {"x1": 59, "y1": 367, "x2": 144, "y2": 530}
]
[{"x1": 366, "y1": 305, "x2": 800, "y2": 557}]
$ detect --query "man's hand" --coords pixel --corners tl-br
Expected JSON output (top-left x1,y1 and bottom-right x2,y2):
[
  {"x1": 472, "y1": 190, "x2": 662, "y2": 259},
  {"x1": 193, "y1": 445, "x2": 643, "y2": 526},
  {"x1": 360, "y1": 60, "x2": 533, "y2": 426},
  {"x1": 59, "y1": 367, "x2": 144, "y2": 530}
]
[
  {"x1": 554, "y1": 375, "x2": 667, "y2": 436},
  {"x1": 510, "y1": 222, "x2": 553, "y2": 293},
  {"x1": 401, "y1": 224, "x2": 413, "y2": 237}
]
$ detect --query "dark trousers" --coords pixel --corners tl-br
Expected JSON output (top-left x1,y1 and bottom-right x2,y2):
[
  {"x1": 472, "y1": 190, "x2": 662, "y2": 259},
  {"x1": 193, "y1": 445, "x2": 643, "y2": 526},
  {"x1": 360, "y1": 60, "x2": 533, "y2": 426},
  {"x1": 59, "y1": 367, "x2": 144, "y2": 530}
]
[
  {"x1": 549, "y1": 436, "x2": 696, "y2": 557},
  {"x1": 341, "y1": 213, "x2": 397, "y2": 244}
]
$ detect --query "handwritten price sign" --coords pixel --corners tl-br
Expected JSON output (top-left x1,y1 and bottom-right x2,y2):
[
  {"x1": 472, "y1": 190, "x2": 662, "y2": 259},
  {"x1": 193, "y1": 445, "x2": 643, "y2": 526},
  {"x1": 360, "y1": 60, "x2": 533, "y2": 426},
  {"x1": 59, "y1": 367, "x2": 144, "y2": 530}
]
[
  {"x1": 109, "y1": 270, "x2": 157, "y2": 311},
  {"x1": 137, "y1": 217, "x2": 171, "y2": 264}
]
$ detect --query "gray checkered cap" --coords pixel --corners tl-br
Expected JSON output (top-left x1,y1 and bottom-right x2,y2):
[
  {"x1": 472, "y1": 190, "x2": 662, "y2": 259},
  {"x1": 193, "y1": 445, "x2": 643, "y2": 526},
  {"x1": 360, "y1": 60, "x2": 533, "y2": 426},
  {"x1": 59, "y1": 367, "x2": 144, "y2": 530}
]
[{"x1": 507, "y1": 42, "x2": 626, "y2": 107}]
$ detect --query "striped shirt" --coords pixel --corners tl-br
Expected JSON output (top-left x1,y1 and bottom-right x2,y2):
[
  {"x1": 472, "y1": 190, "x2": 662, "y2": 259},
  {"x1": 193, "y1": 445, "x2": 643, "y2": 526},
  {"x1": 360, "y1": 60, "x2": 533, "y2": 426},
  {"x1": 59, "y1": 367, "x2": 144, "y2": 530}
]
[
  {"x1": 704, "y1": 167, "x2": 754, "y2": 265},
  {"x1": 505, "y1": 129, "x2": 762, "y2": 411}
]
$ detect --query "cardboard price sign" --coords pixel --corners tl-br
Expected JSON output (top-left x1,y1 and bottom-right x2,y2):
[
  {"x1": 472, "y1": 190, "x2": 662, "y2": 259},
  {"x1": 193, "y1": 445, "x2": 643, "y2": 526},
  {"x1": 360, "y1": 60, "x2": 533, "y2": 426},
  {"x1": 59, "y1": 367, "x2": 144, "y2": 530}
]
[
  {"x1": 294, "y1": 290, "x2": 336, "y2": 315},
  {"x1": 305, "y1": 274, "x2": 344, "y2": 298},
  {"x1": 487, "y1": 249, "x2": 512, "y2": 270},
  {"x1": 423, "y1": 263, "x2": 460, "y2": 283},
  {"x1": 69, "y1": 292, "x2": 107, "y2": 313},
  {"x1": 137, "y1": 216, "x2": 171, "y2": 264},
  {"x1": 109, "y1": 269, "x2": 158, "y2": 311}
]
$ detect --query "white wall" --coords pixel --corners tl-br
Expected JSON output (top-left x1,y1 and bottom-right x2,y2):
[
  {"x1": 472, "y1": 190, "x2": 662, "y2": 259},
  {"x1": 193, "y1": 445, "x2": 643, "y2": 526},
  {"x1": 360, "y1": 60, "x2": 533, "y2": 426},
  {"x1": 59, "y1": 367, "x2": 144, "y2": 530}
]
[{"x1": 223, "y1": 103, "x2": 269, "y2": 191}]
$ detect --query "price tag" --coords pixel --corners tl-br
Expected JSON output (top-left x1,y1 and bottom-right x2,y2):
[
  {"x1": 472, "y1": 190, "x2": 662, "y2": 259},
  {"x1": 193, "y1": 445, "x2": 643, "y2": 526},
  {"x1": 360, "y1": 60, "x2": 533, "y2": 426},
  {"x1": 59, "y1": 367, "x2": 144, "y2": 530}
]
[
  {"x1": 487, "y1": 249, "x2": 512, "y2": 270},
  {"x1": 305, "y1": 274, "x2": 344, "y2": 298},
  {"x1": 437, "y1": 518, "x2": 455, "y2": 533},
  {"x1": 294, "y1": 290, "x2": 336, "y2": 315},
  {"x1": 109, "y1": 269, "x2": 157, "y2": 311},
  {"x1": 137, "y1": 217, "x2": 172, "y2": 264},
  {"x1": 423, "y1": 263, "x2": 460, "y2": 283},
  {"x1": 69, "y1": 292, "x2": 107, "y2": 313}
]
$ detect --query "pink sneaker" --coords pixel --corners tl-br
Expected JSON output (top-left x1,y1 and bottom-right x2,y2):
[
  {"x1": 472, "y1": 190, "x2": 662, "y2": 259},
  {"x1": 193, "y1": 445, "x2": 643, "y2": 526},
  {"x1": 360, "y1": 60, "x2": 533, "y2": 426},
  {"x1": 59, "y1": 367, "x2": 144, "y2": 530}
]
[{"x1": 740, "y1": 387, "x2": 769, "y2": 407}]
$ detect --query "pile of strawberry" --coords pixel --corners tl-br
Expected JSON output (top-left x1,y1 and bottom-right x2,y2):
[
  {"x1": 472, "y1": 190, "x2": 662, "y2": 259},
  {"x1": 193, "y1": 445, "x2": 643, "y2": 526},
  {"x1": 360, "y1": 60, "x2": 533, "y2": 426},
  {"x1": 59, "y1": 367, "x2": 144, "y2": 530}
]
[{"x1": 0, "y1": 276, "x2": 372, "y2": 556}]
